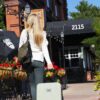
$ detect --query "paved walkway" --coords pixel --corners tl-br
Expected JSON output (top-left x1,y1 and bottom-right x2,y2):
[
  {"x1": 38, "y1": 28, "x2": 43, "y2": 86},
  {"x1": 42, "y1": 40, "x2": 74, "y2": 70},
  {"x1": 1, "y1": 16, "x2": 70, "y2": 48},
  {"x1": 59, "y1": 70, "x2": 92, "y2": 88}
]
[{"x1": 63, "y1": 82, "x2": 100, "y2": 100}]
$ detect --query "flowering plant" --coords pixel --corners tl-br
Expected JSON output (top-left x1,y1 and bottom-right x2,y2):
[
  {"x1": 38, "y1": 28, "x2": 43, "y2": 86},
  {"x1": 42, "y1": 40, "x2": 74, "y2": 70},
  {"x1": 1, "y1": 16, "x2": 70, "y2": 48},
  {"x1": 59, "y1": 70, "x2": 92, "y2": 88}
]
[
  {"x1": 57, "y1": 68, "x2": 66, "y2": 78},
  {"x1": 44, "y1": 63, "x2": 66, "y2": 83},
  {"x1": 44, "y1": 69, "x2": 55, "y2": 78},
  {"x1": 0, "y1": 58, "x2": 27, "y2": 80},
  {"x1": 14, "y1": 69, "x2": 27, "y2": 80}
]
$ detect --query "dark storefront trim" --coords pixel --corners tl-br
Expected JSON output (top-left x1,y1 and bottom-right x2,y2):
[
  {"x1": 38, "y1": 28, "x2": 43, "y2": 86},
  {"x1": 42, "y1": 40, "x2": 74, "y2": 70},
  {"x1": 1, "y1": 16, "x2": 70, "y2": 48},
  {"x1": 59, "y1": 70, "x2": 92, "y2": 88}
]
[{"x1": 46, "y1": 18, "x2": 95, "y2": 36}]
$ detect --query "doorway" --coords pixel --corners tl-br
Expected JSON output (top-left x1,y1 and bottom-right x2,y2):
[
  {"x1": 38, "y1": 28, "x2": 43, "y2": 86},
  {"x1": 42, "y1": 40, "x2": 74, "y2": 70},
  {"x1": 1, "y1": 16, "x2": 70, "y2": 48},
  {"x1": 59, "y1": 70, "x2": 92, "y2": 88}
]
[{"x1": 65, "y1": 47, "x2": 84, "y2": 83}]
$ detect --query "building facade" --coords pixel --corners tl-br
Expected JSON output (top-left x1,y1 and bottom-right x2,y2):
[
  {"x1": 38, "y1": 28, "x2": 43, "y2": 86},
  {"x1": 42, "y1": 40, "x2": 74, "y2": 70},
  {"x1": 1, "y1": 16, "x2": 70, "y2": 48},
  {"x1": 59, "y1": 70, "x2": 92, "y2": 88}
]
[
  {"x1": 4, "y1": 0, "x2": 67, "y2": 37},
  {"x1": 4, "y1": 0, "x2": 95, "y2": 83},
  {"x1": 46, "y1": 19, "x2": 95, "y2": 82}
]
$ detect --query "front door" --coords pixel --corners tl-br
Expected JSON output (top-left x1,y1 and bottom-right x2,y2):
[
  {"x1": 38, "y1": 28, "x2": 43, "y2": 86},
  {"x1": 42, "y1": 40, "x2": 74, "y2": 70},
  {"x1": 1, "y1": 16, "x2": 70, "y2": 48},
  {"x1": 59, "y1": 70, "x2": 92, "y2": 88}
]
[{"x1": 65, "y1": 47, "x2": 84, "y2": 83}]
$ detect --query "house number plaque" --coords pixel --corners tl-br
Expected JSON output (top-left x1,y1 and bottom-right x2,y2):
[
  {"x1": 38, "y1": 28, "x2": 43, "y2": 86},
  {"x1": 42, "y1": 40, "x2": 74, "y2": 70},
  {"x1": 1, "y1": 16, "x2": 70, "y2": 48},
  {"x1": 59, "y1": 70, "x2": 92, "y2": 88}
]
[{"x1": 72, "y1": 24, "x2": 85, "y2": 30}]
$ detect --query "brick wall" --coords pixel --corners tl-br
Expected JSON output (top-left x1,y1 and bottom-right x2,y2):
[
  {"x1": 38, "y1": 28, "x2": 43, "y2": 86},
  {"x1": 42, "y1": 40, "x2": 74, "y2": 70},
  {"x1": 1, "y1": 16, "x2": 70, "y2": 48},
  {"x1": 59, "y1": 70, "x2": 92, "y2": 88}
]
[{"x1": 4, "y1": 0, "x2": 21, "y2": 37}]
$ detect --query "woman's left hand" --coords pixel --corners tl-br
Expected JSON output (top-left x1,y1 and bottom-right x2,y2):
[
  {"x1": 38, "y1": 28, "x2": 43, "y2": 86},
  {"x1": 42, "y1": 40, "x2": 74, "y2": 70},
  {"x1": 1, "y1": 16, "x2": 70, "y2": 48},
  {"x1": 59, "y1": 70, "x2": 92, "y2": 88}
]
[{"x1": 47, "y1": 63, "x2": 54, "y2": 69}]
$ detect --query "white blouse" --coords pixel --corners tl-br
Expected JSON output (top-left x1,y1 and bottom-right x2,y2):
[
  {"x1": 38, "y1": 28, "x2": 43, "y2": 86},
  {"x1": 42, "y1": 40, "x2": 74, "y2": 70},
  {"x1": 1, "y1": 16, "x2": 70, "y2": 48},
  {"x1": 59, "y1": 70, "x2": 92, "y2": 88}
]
[{"x1": 19, "y1": 29, "x2": 52, "y2": 64}]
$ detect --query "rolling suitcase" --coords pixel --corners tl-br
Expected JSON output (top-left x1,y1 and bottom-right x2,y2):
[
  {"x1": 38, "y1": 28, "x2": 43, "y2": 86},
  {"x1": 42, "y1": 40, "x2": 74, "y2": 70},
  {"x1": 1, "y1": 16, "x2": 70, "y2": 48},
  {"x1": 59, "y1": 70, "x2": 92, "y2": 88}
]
[{"x1": 37, "y1": 82, "x2": 62, "y2": 100}]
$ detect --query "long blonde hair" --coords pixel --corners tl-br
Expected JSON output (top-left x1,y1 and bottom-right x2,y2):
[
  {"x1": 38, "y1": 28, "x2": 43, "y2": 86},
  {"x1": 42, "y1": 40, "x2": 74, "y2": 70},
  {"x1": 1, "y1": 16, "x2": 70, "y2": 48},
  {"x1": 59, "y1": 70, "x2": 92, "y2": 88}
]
[{"x1": 26, "y1": 14, "x2": 43, "y2": 46}]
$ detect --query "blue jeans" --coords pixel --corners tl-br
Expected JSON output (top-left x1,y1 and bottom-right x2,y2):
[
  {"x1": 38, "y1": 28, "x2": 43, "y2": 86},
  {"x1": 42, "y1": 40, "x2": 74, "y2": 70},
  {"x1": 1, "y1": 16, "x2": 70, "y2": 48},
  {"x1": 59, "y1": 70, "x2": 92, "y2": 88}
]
[{"x1": 28, "y1": 60, "x2": 44, "y2": 100}]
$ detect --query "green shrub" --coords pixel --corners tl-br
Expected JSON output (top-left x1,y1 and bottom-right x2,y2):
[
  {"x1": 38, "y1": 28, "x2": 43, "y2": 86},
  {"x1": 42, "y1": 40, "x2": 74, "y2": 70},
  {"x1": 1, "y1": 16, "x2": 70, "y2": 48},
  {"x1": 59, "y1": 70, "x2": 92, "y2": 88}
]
[{"x1": 94, "y1": 71, "x2": 100, "y2": 91}]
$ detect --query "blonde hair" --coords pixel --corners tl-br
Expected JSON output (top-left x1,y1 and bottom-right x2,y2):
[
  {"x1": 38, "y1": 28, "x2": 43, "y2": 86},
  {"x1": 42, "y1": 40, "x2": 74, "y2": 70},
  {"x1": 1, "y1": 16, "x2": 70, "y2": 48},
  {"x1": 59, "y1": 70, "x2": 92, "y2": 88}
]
[{"x1": 26, "y1": 14, "x2": 43, "y2": 46}]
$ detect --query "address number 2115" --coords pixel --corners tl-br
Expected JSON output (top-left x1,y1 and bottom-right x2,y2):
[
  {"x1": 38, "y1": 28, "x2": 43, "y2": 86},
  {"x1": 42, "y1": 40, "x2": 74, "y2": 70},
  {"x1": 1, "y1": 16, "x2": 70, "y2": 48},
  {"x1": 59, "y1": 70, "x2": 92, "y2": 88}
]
[{"x1": 72, "y1": 24, "x2": 85, "y2": 30}]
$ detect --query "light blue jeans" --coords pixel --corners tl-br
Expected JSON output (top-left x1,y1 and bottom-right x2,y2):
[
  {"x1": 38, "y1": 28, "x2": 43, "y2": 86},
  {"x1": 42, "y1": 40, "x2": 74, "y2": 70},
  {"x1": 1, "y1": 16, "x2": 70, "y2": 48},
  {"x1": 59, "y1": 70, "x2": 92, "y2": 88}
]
[{"x1": 28, "y1": 60, "x2": 44, "y2": 100}]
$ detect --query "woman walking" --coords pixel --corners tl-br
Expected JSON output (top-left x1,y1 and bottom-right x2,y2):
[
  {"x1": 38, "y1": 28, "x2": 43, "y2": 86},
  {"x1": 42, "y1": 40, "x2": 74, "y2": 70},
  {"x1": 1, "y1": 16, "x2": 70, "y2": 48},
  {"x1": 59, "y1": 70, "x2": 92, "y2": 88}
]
[{"x1": 19, "y1": 14, "x2": 53, "y2": 100}]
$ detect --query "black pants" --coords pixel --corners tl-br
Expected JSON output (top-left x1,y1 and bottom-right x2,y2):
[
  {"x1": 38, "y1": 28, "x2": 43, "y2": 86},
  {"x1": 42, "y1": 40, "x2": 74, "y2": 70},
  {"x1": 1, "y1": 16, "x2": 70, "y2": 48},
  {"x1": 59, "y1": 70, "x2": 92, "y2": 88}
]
[{"x1": 28, "y1": 60, "x2": 44, "y2": 100}]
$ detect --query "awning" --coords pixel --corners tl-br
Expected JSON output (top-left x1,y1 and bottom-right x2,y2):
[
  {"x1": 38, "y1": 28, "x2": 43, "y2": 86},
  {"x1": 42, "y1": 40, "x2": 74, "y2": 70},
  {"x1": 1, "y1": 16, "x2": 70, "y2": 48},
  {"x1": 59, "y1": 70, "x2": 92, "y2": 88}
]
[{"x1": 46, "y1": 19, "x2": 95, "y2": 36}]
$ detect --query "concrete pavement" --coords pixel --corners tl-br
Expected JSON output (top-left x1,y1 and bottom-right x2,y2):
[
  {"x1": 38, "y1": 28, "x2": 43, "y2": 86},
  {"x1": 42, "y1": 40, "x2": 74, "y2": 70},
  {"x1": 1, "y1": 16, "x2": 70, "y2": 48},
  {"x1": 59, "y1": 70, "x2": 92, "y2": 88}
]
[{"x1": 63, "y1": 82, "x2": 100, "y2": 100}]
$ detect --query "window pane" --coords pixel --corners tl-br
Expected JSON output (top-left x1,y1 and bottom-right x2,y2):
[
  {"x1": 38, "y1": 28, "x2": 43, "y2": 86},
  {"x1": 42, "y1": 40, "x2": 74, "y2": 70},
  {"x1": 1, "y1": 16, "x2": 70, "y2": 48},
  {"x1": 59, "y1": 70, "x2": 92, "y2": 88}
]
[
  {"x1": 71, "y1": 58, "x2": 79, "y2": 67},
  {"x1": 46, "y1": 0, "x2": 50, "y2": 8}
]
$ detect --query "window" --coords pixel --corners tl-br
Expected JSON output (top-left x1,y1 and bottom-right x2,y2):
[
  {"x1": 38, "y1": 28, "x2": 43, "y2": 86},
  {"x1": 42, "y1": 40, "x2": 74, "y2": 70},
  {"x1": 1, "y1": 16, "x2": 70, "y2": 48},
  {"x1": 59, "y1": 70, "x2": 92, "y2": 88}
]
[
  {"x1": 65, "y1": 48, "x2": 80, "y2": 68},
  {"x1": 55, "y1": 5, "x2": 58, "y2": 16},
  {"x1": 70, "y1": 49, "x2": 79, "y2": 58}
]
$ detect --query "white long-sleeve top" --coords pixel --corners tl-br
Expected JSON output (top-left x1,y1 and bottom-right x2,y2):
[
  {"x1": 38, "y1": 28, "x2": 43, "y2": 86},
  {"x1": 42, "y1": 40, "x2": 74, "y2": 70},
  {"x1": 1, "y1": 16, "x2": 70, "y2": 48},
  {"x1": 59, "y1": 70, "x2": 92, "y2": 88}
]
[{"x1": 19, "y1": 29, "x2": 52, "y2": 64}]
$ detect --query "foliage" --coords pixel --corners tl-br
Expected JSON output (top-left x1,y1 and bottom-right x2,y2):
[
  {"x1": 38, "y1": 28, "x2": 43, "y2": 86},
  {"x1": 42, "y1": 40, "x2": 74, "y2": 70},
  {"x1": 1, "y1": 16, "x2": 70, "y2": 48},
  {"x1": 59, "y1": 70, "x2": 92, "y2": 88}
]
[
  {"x1": 44, "y1": 69, "x2": 55, "y2": 78},
  {"x1": 0, "y1": 59, "x2": 27, "y2": 80},
  {"x1": 70, "y1": 1, "x2": 100, "y2": 19},
  {"x1": 82, "y1": 36, "x2": 100, "y2": 59},
  {"x1": 92, "y1": 17, "x2": 100, "y2": 35},
  {"x1": 44, "y1": 64, "x2": 66, "y2": 83},
  {"x1": 70, "y1": 0, "x2": 100, "y2": 64},
  {"x1": 0, "y1": 0, "x2": 6, "y2": 29},
  {"x1": 94, "y1": 71, "x2": 100, "y2": 91},
  {"x1": 0, "y1": 68, "x2": 27, "y2": 80}
]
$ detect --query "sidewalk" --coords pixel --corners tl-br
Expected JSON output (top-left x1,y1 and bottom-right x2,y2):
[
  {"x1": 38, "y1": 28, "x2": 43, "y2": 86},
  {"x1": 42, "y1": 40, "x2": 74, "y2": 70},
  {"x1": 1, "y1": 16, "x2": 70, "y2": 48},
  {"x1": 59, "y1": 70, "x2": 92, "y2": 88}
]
[{"x1": 63, "y1": 82, "x2": 100, "y2": 100}]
